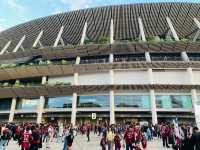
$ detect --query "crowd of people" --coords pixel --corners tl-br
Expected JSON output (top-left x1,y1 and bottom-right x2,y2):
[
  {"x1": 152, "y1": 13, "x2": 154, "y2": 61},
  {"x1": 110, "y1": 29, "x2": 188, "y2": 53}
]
[{"x1": 0, "y1": 121, "x2": 199, "y2": 150}]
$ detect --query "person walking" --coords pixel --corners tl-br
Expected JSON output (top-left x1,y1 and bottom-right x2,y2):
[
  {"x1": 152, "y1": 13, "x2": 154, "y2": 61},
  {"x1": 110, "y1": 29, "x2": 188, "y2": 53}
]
[
  {"x1": 114, "y1": 131, "x2": 121, "y2": 150},
  {"x1": 107, "y1": 127, "x2": 114, "y2": 150},
  {"x1": 124, "y1": 126, "x2": 134, "y2": 150},
  {"x1": 100, "y1": 135, "x2": 107, "y2": 150},
  {"x1": 191, "y1": 127, "x2": 200, "y2": 150}
]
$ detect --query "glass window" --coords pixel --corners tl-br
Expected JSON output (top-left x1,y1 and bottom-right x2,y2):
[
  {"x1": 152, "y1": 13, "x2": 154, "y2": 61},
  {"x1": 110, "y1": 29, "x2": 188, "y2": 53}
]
[
  {"x1": 114, "y1": 53, "x2": 146, "y2": 62},
  {"x1": 45, "y1": 96, "x2": 72, "y2": 108},
  {"x1": 0, "y1": 99, "x2": 12, "y2": 110},
  {"x1": 156, "y1": 95, "x2": 192, "y2": 108},
  {"x1": 16, "y1": 98, "x2": 39, "y2": 110},
  {"x1": 150, "y1": 53, "x2": 182, "y2": 61},
  {"x1": 77, "y1": 95, "x2": 109, "y2": 108},
  {"x1": 114, "y1": 95, "x2": 150, "y2": 108}
]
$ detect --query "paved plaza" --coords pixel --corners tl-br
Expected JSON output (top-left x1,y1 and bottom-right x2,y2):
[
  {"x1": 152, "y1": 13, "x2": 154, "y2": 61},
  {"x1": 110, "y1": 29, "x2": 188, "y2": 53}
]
[{"x1": 6, "y1": 134, "x2": 173, "y2": 150}]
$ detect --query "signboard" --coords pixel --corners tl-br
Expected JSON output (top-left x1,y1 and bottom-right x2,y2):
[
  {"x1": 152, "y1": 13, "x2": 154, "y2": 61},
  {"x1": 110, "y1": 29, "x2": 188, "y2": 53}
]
[{"x1": 92, "y1": 113, "x2": 96, "y2": 120}]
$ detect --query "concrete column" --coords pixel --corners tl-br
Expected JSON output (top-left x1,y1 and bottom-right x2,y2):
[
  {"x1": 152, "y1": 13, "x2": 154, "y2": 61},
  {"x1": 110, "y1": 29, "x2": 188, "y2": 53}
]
[
  {"x1": 42, "y1": 76, "x2": 47, "y2": 85},
  {"x1": 76, "y1": 56, "x2": 81, "y2": 65},
  {"x1": 71, "y1": 57, "x2": 79, "y2": 126},
  {"x1": 148, "y1": 68, "x2": 157, "y2": 124},
  {"x1": 150, "y1": 89, "x2": 158, "y2": 125},
  {"x1": 110, "y1": 19, "x2": 114, "y2": 44},
  {"x1": 191, "y1": 89, "x2": 200, "y2": 129},
  {"x1": 147, "y1": 68, "x2": 153, "y2": 84},
  {"x1": 187, "y1": 67, "x2": 193, "y2": 84},
  {"x1": 9, "y1": 98, "x2": 17, "y2": 122},
  {"x1": 74, "y1": 73, "x2": 78, "y2": 85},
  {"x1": 109, "y1": 70, "x2": 114, "y2": 85},
  {"x1": 71, "y1": 93, "x2": 77, "y2": 126},
  {"x1": 37, "y1": 96, "x2": 45, "y2": 124},
  {"x1": 145, "y1": 52, "x2": 151, "y2": 62},
  {"x1": 37, "y1": 76, "x2": 47, "y2": 124},
  {"x1": 110, "y1": 90, "x2": 115, "y2": 125},
  {"x1": 109, "y1": 53, "x2": 114, "y2": 63},
  {"x1": 138, "y1": 17, "x2": 146, "y2": 42},
  {"x1": 181, "y1": 52, "x2": 189, "y2": 62},
  {"x1": 109, "y1": 53, "x2": 115, "y2": 124}
]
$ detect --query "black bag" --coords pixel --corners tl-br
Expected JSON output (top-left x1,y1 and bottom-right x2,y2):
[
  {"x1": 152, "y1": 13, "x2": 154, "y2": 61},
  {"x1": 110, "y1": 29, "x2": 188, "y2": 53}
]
[{"x1": 169, "y1": 136, "x2": 175, "y2": 145}]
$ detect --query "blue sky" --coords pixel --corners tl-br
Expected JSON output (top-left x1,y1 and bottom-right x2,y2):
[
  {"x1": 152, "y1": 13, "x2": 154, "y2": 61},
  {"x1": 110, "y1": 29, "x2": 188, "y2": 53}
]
[{"x1": 0, "y1": 0, "x2": 199, "y2": 31}]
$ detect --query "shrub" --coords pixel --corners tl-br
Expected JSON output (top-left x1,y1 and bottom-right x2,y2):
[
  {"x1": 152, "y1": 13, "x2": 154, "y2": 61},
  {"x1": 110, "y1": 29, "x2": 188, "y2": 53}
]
[
  {"x1": 61, "y1": 59, "x2": 68, "y2": 65},
  {"x1": 98, "y1": 36, "x2": 110, "y2": 44}
]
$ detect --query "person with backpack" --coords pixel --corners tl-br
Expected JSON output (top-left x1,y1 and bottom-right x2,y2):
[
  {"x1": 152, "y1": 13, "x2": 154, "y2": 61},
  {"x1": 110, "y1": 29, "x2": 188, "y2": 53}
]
[
  {"x1": 100, "y1": 134, "x2": 107, "y2": 150},
  {"x1": 66, "y1": 128, "x2": 74, "y2": 150}
]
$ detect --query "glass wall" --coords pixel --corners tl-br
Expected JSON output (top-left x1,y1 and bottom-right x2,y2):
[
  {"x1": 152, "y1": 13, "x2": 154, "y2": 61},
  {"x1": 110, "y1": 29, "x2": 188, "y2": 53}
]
[
  {"x1": 0, "y1": 99, "x2": 12, "y2": 110},
  {"x1": 77, "y1": 95, "x2": 109, "y2": 108},
  {"x1": 150, "y1": 53, "x2": 182, "y2": 61},
  {"x1": 16, "y1": 98, "x2": 39, "y2": 110},
  {"x1": 156, "y1": 95, "x2": 192, "y2": 108},
  {"x1": 114, "y1": 95, "x2": 150, "y2": 108},
  {"x1": 45, "y1": 96, "x2": 72, "y2": 108},
  {"x1": 114, "y1": 53, "x2": 146, "y2": 62}
]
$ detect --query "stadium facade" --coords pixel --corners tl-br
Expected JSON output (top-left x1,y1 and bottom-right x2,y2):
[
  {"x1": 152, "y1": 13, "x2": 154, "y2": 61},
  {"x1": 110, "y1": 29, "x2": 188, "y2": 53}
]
[{"x1": 0, "y1": 2, "x2": 200, "y2": 127}]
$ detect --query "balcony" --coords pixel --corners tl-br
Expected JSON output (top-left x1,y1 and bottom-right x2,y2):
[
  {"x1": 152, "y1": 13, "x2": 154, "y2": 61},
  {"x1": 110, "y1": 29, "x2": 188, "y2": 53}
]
[
  {"x1": 150, "y1": 53, "x2": 182, "y2": 61},
  {"x1": 114, "y1": 54, "x2": 146, "y2": 62},
  {"x1": 80, "y1": 56, "x2": 109, "y2": 64}
]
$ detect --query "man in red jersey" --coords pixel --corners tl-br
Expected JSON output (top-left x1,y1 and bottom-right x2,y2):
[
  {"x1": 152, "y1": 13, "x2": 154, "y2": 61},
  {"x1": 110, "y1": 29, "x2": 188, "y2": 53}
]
[
  {"x1": 124, "y1": 126, "x2": 134, "y2": 150},
  {"x1": 21, "y1": 127, "x2": 31, "y2": 150}
]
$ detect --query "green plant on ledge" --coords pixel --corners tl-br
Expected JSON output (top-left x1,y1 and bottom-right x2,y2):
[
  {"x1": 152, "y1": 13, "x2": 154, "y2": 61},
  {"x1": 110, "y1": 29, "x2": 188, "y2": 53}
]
[
  {"x1": 47, "y1": 60, "x2": 53, "y2": 65},
  {"x1": 98, "y1": 36, "x2": 110, "y2": 44},
  {"x1": 61, "y1": 59, "x2": 68, "y2": 65},
  {"x1": 147, "y1": 36, "x2": 161, "y2": 43},
  {"x1": 180, "y1": 38, "x2": 189, "y2": 43},
  {"x1": 84, "y1": 37, "x2": 94, "y2": 45}
]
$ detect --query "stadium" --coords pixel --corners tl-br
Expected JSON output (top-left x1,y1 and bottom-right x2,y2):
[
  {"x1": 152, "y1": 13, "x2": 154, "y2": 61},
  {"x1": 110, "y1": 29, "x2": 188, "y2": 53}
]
[{"x1": 0, "y1": 2, "x2": 200, "y2": 127}]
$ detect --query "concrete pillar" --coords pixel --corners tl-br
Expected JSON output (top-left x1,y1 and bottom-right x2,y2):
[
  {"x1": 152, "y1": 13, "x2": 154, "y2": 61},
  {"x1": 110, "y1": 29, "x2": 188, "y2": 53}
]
[
  {"x1": 138, "y1": 17, "x2": 146, "y2": 42},
  {"x1": 145, "y1": 52, "x2": 151, "y2": 62},
  {"x1": 36, "y1": 76, "x2": 47, "y2": 124},
  {"x1": 110, "y1": 19, "x2": 114, "y2": 44},
  {"x1": 109, "y1": 54, "x2": 114, "y2": 63},
  {"x1": 147, "y1": 68, "x2": 153, "y2": 84},
  {"x1": 187, "y1": 67, "x2": 193, "y2": 84},
  {"x1": 37, "y1": 96, "x2": 45, "y2": 124},
  {"x1": 9, "y1": 98, "x2": 17, "y2": 122},
  {"x1": 181, "y1": 52, "x2": 189, "y2": 62},
  {"x1": 150, "y1": 90, "x2": 158, "y2": 125},
  {"x1": 109, "y1": 70, "x2": 114, "y2": 85},
  {"x1": 191, "y1": 89, "x2": 200, "y2": 129},
  {"x1": 76, "y1": 56, "x2": 81, "y2": 65},
  {"x1": 110, "y1": 90, "x2": 115, "y2": 125},
  {"x1": 71, "y1": 57, "x2": 79, "y2": 126},
  {"x1": 71, "y1": 93, "x2": 77, "y2": 126},
  {"x1": 148, "y1": 68, "x2": 158, "y2": 124},
  {"x1": 109, "y1": 53, "x2": 115, "y2": 124}
]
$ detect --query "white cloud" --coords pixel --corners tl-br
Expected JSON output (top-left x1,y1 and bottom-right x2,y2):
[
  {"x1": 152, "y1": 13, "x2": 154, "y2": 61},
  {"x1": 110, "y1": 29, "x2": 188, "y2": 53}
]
[
  {"x1": 0, "y1": 25, "x2": 4, "y2": 32},
  {"x1": 52, "y1": 8, "x2": 64, "y2": 15},
  {"x1": 7, "y1": 0, "x2": 27, "y2": 13},
  {"x1": 61, "y1": 0, "x2": 93, "y2": 10}
]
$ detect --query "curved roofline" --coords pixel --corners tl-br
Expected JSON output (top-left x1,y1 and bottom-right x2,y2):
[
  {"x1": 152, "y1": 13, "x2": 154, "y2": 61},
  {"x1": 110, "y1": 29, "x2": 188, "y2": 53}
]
[
  {"x1": 0, "y1": 2, "x2": 200, "y2": 51},
  {"x1": 0, "y1": 2, "x2": 199, "y2": 33}
]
